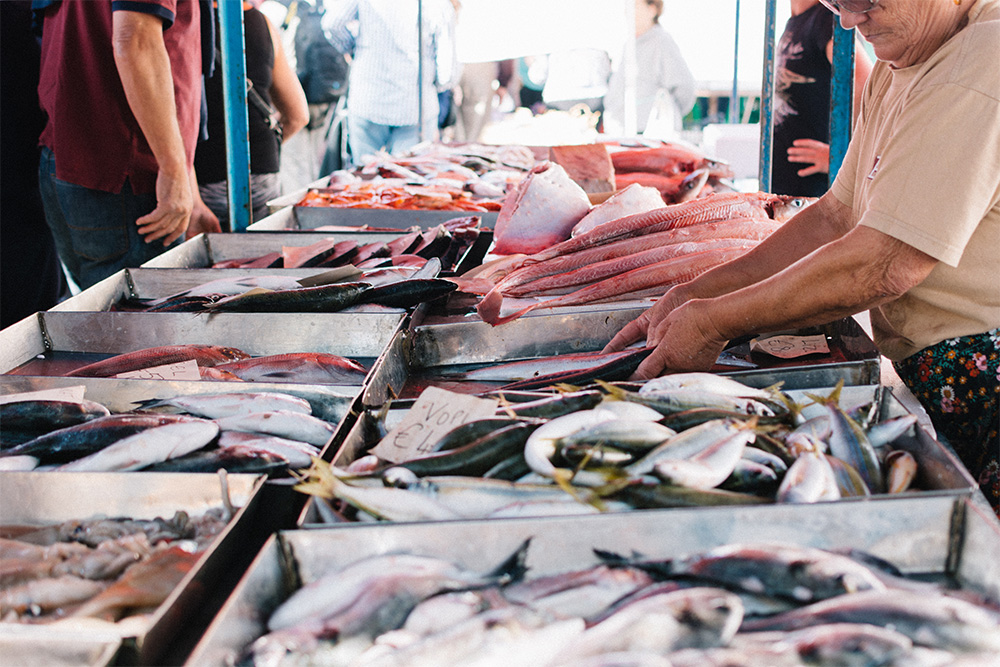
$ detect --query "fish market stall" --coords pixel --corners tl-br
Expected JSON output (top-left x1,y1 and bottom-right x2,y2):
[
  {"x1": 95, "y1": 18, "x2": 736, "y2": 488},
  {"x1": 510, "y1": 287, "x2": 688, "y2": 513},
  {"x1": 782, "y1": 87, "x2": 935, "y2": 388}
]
[
  {"x1": 362, "y1": 309, "x2": 880, "y2": 407},
  {"x1": 0, "y1": 472, "x2": 265, "y2": 665},
  {"x1": 297, "y1": 382, "x2": 975, "y2": 525},
  {"x1": 186, "y1": 496, "x2": 1000, "y2": 666}
]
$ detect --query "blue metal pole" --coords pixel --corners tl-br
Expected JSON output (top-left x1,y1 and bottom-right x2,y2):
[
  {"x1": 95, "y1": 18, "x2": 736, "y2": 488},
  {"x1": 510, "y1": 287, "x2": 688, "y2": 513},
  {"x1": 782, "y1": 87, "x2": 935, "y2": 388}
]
[
  {"x1": 758, "y1": 0, "x2": 777, "y2": 192},
  {"x1": 218, "y1": 1, "x2": 251, "y2": 232},
  {"x1": 829, "y1": 23, "x2": 855, "y2": 186},
  {"x1": 730, "y1": 0, "x2": 740, "y2": 123}
]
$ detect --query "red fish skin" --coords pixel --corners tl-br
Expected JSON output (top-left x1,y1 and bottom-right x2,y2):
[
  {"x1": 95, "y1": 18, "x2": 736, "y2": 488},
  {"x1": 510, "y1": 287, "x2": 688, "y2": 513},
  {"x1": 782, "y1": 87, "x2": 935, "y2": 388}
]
[
  {"x1": 504, "y1": 239, "x2": 756, "y2": 298},
  {"x1": 215, "y1": 353, "x2": 368, "y2": 384},
  {"x1": 479, "y1": 246, "x2": 751, "y2": 326},
  {"x1": 610, "y1": 145, "x2": 706, "y2": 174},
  {"x1": 529, "y1": 192, "x2": 779, "y2": 263},
  {"x1": 65, "y1": 345, "x2": 251, "y2": 378},
  {"x1": 494, "y1": 218, "x2": 779, "y2": 294}
]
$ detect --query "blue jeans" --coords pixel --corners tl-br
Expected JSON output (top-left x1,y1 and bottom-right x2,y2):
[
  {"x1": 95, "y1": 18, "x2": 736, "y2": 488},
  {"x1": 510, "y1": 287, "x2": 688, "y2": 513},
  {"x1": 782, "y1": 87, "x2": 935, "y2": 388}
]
[
  {"x1": 346, "y1": 115, "x2": 422, "y2": 166},
  {"x1": 38, "y1": 147, "x2": 181, "y2": 289}
]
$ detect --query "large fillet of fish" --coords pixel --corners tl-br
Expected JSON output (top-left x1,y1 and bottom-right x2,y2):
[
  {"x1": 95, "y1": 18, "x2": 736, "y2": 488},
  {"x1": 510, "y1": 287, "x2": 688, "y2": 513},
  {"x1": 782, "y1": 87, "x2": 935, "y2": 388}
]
[
  {"x1": 491, "y1": 161, "x2": 592, "y2": 255},
  {"x1": 571, "y1": 184, "x2": 666, "y2": 237}
]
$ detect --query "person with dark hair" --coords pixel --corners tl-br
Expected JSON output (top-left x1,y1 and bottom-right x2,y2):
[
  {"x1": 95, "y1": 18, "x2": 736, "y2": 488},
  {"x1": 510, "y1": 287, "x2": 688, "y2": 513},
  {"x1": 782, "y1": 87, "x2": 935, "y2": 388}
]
[
  {"x1": 195, "y1": 1, "x2": 308, "y2": 229},
  {"x1": 772, "y1": 0, "x2": 872, "y2": 197},
  {"x1": 35, "y1": 0, "x2": 219, "y2": 291}
]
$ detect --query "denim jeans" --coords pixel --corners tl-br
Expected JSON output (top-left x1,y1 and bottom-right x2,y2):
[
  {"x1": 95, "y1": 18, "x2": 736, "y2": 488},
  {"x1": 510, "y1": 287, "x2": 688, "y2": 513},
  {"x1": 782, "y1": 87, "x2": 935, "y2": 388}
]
[
  {"x1": 38, "y1": 147, "x2": 181, "y2": 290},
  {"x1": 346, "y1": 115, "x2": 422, "y2": 166}
]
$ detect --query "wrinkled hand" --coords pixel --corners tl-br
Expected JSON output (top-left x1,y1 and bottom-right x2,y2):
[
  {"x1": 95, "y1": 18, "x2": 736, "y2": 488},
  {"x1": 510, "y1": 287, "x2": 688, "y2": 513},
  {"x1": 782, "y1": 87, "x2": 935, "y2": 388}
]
[
  {"x1": 603, "y1": 284, "x2": 689, "y2": 354},
  {"x1": 186, "y1": 199, "x2": 221, "y2": 240},
  {"x1": 631, "y1": 301, "x2": 729, "y2": 380},
  {"x1": 786, "y1": 139, "x2": 830, "y2": 177},
  {"x1": 136, "y1": 166, "x2": 192, "y2": 246}
]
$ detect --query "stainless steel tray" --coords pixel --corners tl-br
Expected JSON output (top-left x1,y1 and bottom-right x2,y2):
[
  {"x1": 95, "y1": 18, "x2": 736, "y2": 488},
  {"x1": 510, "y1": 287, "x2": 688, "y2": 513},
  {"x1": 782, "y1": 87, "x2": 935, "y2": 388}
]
[
  {"x1": 51, "y1": 266, "x2": 446, "y2": 314},
  {"x1": 0, "y1": 374, "x2": 355, "y2": 431},
  {"x1": 290, "y1": 206, "x2": 498, "y2": 231},
  {"x1": 141, "y1": 231, "x2": 436, "y2": 269},
  {"x1": 301, "y1": 384, "x2": 977, "y2": 527},
  {"x1": 362, "y1": 310, "x2": 880, "y2": 406},
  {"x1": 186, "y1": 496, "x2": 999, "y2": 667},
  {"x1": 0, "y1": 311, "x2": 399, "y2": 382},
  {"x1": 0, "y1": 472, "x2": 264, "y2": 665}
]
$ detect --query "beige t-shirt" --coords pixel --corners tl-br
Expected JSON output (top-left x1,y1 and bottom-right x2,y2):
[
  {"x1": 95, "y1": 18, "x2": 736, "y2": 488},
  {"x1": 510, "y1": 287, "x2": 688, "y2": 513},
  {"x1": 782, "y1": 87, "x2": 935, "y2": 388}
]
[{"x1": 830, "y1": 0, "x2": 1000, "y2": 361}]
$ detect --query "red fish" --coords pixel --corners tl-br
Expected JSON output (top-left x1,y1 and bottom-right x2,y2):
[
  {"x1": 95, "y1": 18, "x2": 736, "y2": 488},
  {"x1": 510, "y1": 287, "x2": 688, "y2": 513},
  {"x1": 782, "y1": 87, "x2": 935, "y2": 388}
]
[
  {"x1": 65, "y1": 345, "x2": 251, "y2": 378},
  {"x1": 214, "y1": 352, "x2": 368, "y2": 384},
  {"x1": 478, "y1": 246, "x2": 752, "y2": 326}
]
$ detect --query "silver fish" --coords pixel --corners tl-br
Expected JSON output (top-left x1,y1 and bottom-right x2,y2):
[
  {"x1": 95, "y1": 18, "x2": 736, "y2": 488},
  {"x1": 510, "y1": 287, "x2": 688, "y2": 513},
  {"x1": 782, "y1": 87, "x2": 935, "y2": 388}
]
[
  {"x1": 213, "y1": 410, "x2": 335, "y2": 446},
  {"x1": 133, "y1": 391, "x2": 312, "y2": 419},
  {"x1": 777, "y1": 452, "x2": 841, "y2": 504},
  {"x1": 56, "y1": 420, "x2": 220, "y2": 472}
]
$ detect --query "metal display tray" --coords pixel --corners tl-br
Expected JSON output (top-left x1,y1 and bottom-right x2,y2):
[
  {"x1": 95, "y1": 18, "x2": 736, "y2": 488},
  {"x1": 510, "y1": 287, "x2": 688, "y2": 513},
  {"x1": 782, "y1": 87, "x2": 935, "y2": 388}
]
[
  {"x1": 362, "y1": 309, "x2": 881, "y2": 406},
  {"x1": 301, "y1": 384, "x2": 978, "y2": 527},
  {"x1": 186, "y1": 497, "x2": 1000, "y2": 667},
  {"x1": 0, "y1": 310, "x2": 399, "y2": 385},
  {"x1": 285, "y1": 205, "x2": 498, "y2": 232},
  {"x1": 50, "y1": 267, "x2": 433, "y2": 314},
  {"x1": 141, "y1": 231, "x2": 447, "y2": 269},
  {"x1": 0, "y1": 472, "x2": 264, "y2": 666}
]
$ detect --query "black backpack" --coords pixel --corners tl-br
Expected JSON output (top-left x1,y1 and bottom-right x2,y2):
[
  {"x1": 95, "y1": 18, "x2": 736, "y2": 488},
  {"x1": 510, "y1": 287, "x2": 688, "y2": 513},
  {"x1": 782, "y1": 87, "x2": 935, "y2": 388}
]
[{"x1": 293, "y1": 1, "x2": 349, "y2": 105}]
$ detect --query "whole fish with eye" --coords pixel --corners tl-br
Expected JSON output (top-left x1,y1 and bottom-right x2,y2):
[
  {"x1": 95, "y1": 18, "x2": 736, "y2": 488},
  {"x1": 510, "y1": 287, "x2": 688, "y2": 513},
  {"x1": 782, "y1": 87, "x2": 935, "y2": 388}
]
[
  {"x1": 64, "y1": 344, "x2": 250, "y2": 377},
  {"x1": 0, "y1": 399, "x2": 111, "y2": 447},
  {"x1": 0, "y1": 414, "x2": 201, "y2": 465},
  {"x1": 55, "y1": 420, "x2": 220, "y2": 472},
  {"x1": 213, "y1": 352, "x2": 368, "y2": 385}
]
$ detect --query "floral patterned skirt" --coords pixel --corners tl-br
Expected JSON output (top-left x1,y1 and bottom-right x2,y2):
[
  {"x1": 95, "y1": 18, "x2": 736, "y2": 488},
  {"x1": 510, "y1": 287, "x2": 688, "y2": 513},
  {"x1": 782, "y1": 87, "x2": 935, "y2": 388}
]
[{"x1": 893, "y1": 329, "x2": 999, "y2": 516}]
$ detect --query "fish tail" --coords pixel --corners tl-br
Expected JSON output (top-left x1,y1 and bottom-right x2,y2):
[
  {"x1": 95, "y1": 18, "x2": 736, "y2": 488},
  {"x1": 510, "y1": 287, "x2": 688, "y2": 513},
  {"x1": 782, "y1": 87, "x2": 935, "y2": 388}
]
[{"x1": 476, "y1": 288, "x2": 538, "y2": 326}]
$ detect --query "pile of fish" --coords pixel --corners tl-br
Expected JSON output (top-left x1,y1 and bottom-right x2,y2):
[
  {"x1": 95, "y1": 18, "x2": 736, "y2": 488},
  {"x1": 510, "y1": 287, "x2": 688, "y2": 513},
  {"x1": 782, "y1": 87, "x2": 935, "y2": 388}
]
[
  {"x1": 212, "y1": 218, "x2": 481, "y2": 273},
  {"x1": 293, "y1": 375, "x2": 923, "y2": 521},
  {"x1": 298, "y1": 144, "x2": 537, "y2": 212},
  {"x1": 0, "y1": 391, "x2": 337, "y2": 473},
  {"x1": 0, "y1": 508, "x2": 228, "y2": 625},
  {"x1": 461, "y1": 191, "x2": 812, "y2": 325},
  {"x1": 608, "y1": 141, "x2": 737, "y2": 204},
  {"x1": 117, "y1": 264, "x2": 456, "y2": 314},
  {"x1": 239, "y1": 540, "x2": 1000, "y2": 666}
]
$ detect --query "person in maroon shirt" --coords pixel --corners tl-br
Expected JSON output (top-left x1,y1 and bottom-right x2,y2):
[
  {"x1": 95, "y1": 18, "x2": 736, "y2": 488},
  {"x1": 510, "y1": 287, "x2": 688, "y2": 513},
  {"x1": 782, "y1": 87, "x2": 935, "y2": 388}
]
[{"x1": 36, "y1": 0, "x2": 219, "y2": 289}]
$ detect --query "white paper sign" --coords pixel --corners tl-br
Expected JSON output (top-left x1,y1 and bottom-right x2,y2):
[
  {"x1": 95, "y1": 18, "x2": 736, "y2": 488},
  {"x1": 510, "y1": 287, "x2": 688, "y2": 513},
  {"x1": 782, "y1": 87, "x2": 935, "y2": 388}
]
[
  {"x1": 751, "y1": 334, "x2": 830, "y2": 359},
  {"x1": 0, "y1": 386, "x2": 87, "y2": 405},
  {"x1": 115, "y1": 359, "x2": 202, "y2": 381},
  {"x1": 371, "y1": 387, "x2": 500, "y2": 464}
]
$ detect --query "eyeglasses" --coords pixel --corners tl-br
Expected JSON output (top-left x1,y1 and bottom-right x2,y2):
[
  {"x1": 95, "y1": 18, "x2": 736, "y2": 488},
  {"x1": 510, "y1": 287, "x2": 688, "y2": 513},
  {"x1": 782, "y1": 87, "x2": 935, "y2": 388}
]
[{"x1": 818, "y1": 0, "x2": 880, "y2": 16}]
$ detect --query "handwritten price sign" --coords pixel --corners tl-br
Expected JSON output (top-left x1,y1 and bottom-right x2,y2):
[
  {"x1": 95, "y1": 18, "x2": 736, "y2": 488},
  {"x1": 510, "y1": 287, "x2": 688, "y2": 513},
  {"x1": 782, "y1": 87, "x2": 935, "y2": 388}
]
[
  {"x1": 750, "y1": 334, "x2": 830, "y2": 359},
  {"x1": 115, "y1": 359, "x2": 202, "y2": 381},
  {"x1": 371, "y1": 387, "x2": 499, "y2": 464}
]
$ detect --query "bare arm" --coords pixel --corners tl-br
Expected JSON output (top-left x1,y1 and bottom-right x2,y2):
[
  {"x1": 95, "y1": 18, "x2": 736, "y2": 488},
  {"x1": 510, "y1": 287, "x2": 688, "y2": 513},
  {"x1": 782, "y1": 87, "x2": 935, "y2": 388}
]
[
  {"x1": 633, "y1": 222, "x2": 938, "y2": 379},
  {"x1": 112, "y1": 10, "x2": 191, "y2": 246},
  {"x1": 265, "y1": 15, "x2": 308, "y2": 141},
  {"x1": 605, "y1": 192, "x2": 852, "y2": 352}
]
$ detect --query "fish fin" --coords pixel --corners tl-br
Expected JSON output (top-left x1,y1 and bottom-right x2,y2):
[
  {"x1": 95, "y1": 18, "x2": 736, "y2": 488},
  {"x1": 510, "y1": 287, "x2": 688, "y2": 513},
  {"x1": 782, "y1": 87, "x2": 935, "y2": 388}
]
[
  {"x1": 489, "y1": 537, "x2": 532, "y2": 585},
  {"x1": 593, "y1": 379, "x2": 628, "y2": 401},
  {"x1": 475, "y1": 287, "x2": 504, "y2": 324}
]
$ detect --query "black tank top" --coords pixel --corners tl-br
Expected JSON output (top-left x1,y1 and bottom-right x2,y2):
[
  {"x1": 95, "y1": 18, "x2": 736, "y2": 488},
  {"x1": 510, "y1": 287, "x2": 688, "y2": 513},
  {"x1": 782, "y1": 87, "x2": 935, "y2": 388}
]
[
  {"x1": 771, "y1": 4, "x2": 833, "y2": 197},
  {"x1": 195, "y1": 7, "x2": 278, "y2": 183}
]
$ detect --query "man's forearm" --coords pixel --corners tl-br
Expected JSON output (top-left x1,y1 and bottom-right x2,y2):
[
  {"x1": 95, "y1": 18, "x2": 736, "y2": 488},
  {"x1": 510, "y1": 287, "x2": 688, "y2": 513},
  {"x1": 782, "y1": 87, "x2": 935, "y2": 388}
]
[{"x1": 112, "y1": 10, "x2": 188, "y2": 178}]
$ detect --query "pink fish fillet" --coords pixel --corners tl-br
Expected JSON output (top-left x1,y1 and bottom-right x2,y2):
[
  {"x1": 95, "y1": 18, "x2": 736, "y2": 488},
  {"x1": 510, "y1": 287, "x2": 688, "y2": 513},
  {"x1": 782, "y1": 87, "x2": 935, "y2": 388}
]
[
  {"x1": 530, "y1": 191, "x2": 780, "y2": 263},
  {"x1": 491, "y1": 161, "x2": 592, "y2": 255},
  {"x1": 571, "y1": 184, "x2": 666, "y2": 238},
  {"x1": 495, "y1": 218, "x2": 780, "y2": 295},
  {"x1": 505, "y1": 238, "x2": 757, "y2": 298},
  {"x1": 478, "y1": 246, "x2": 752, "y2": 326}
]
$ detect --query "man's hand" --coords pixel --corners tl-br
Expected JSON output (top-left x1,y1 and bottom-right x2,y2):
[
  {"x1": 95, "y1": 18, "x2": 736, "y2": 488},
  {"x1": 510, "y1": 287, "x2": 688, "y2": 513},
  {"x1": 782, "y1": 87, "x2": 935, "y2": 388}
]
[
  {"x1": 603, "y1": 283, "x2": 690, "y2": 353},
  {"x1": 631, "y1": 300, "x2": 728, "y2": 380},
  {"x1": 787, "y1": 139, "x2": 830, "y2": 177},
  {"x1": 136, "y1": 166, "x2": 192, "y2": 245}
]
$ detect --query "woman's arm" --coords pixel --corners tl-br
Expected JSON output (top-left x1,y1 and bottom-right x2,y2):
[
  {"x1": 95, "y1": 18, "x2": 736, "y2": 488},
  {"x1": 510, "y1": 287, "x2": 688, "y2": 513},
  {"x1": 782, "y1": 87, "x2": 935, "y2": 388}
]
[{"x1": 265, "y1": 15, "x2": 309, "y2": 141}]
